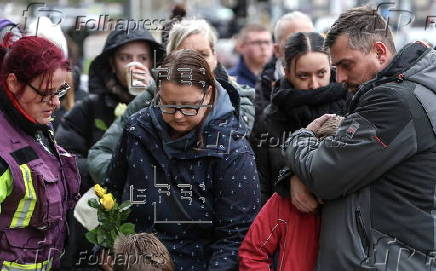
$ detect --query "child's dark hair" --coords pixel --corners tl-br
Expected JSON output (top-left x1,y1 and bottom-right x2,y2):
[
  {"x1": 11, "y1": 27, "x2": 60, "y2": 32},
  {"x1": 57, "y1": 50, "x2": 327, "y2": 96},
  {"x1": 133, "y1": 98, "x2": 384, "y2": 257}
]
[
  {"x1": 112, "y1": 233, "x2": 174, "y2": 271},
  {"x1": 284, "y1": 32, "x2": 328, "y2": 72}
]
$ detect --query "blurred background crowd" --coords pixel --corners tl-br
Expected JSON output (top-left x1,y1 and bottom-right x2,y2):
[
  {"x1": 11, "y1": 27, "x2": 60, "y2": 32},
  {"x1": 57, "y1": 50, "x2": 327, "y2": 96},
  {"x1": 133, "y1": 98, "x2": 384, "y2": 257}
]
[{"x1": 2, "y1": 0, "x2": 436, "y2": 92}]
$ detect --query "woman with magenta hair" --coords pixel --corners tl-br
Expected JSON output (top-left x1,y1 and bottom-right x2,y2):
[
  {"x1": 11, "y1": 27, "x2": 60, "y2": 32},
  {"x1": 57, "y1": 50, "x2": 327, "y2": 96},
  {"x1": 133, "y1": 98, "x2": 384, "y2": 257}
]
[{"x1": 0, "y1": 36, "x2": 80, "y2": 270}]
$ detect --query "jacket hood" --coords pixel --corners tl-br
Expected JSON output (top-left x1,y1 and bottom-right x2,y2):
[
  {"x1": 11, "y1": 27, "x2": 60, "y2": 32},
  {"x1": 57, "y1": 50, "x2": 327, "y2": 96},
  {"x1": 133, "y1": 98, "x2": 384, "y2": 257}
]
[
  {"x1": 204, "y1": 80, "x2": 235, "y2": 122},
  {"x1": 361, "y1": 42, "x2": 433, "y2": 90},
  {"x1": 88, "y1": 29, "x2": 165, "y2": 99},
  {"x1": 130, "y1": 81, "x2": 246, "y2": 160},
  {"x1": 214, "y1": 62, "x2": 241, "y2": 116},
  {"x1": 93, "y1": 29, "x2": 164, "y2": 69},
  {"x1": 401, "y1": 44, "x2": 436, "y2": 92}
]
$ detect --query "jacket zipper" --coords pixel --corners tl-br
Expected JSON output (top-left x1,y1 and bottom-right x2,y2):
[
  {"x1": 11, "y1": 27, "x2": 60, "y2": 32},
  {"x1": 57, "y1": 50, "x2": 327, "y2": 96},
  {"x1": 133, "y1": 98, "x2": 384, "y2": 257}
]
[{"x1": 355, "y1": 209, "x2": 370, "y2": 257}]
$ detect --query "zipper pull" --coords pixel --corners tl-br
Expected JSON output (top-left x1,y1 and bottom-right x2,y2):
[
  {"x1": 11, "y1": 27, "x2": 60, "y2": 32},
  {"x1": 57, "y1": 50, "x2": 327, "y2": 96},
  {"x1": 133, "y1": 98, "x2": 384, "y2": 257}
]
[{"x1": 396, "y1": 73, "x2": 405, "y2": 83}]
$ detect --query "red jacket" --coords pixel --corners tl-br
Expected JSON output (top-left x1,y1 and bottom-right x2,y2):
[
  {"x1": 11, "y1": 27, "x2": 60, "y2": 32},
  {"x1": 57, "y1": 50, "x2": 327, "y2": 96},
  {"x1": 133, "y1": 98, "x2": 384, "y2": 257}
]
[{"x1": 239, "y1": 193, "x2": 320, "y2": 271}]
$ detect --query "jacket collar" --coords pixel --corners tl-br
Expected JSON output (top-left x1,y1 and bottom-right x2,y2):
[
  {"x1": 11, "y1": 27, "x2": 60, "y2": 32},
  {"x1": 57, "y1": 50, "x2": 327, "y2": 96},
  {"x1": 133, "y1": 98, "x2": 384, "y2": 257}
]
[
  {"x1": 233, "y1": 56, "x2": 257, "y2": 84},
  {"x1": 372, "y1": 42, "x2": 430, "y2": 80}
]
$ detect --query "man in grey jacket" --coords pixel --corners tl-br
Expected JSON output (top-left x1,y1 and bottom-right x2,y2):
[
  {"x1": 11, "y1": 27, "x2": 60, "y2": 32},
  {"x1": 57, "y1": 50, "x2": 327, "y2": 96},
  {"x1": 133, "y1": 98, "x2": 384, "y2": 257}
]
[{"x1": 283, "y1": 6, "x2": 436, "y2": 270}]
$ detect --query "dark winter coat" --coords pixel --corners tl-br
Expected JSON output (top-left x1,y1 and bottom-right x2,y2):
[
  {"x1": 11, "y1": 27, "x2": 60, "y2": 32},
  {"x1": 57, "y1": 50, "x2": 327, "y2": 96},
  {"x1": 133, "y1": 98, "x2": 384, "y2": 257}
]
[
  {"x1": 105, "y1": 82, "x2": 260, "y2": 271},
  {"x1": 251, "y1": 78, "x2": 348, "y2": 204}
]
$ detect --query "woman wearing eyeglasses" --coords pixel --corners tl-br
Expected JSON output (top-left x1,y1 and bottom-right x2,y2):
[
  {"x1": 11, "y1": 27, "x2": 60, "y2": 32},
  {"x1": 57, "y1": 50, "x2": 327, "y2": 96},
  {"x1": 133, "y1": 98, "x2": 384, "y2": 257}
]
[
  {"x1": 104, "y1": 49, "x2": 260, "y2": 271},
  {"x1": 0, "y1": 36, "x2": 80, "y2": 270},
  {"x1": 88, "y1": 19, "x2": 255, "y2": 186}
]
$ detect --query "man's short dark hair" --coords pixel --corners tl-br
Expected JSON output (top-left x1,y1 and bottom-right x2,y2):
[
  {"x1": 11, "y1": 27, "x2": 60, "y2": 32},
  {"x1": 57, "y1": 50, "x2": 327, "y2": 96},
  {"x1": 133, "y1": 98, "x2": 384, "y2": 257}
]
[{"x1": 325, "y1": 6, "x2": 396, "y2": 54}]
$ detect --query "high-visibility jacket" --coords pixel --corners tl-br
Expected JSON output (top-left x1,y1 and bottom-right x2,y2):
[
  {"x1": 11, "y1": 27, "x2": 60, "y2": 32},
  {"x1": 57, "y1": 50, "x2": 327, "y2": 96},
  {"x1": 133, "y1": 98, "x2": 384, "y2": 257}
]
[{"x1": 0, "y1": 110, "x2": 81, "y2": 271}]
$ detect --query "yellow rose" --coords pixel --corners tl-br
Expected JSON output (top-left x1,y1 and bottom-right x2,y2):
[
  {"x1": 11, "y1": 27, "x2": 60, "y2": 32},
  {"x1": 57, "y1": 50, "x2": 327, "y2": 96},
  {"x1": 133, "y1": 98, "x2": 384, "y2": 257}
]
[
  {"x1": 100, "y1": 193, "x2": 115, "y2": 211},
  {"x1": 94, "y1": 184, "x2": 107, "y2": 198}
]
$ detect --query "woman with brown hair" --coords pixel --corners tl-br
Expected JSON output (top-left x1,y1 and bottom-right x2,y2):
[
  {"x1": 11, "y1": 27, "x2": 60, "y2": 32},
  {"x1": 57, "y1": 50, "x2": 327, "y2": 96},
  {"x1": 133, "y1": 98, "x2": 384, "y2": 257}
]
[{"x1": 104, "y1": 49, "x2": 260, "y2": 270}]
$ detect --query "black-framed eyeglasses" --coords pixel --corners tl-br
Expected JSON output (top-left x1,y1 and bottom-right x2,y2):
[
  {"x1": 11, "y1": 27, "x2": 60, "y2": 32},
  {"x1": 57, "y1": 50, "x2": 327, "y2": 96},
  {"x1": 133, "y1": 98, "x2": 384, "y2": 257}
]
[
  {"x1": 153, "y1": 91, "x2": 213, "y2": 116},
  {"x1": 27, "y1": 82, "x2": 70, "y2": 103}
]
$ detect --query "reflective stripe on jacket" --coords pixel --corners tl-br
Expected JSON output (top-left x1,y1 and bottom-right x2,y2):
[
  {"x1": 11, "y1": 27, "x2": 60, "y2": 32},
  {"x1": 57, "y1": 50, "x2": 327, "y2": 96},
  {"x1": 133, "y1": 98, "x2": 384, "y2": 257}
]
[{"x1": 0, "y1": 110, "x2": 80, "y2": 270}]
